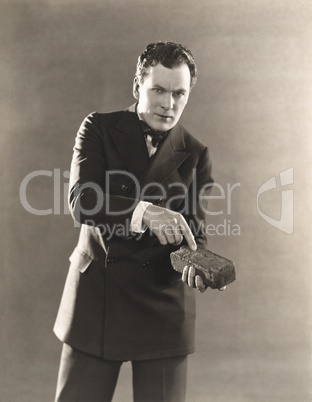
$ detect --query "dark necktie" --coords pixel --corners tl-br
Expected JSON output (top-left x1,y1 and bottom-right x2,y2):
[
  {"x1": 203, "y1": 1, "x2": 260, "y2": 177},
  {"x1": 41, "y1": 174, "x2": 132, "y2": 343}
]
[{"x1": 140, "y1": 121, "x2": 167, "y2": 147}]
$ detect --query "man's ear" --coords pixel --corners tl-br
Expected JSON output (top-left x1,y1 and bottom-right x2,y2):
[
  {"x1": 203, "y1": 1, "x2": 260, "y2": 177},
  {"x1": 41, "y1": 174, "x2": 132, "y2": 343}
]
[{"x1": 133, "y1": 78, "x2": 140, "y2": 100}]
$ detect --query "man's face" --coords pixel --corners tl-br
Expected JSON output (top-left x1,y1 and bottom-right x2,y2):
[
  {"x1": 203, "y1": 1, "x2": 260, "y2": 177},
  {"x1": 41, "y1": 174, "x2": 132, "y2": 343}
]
[{"x1": 134, "y1": 63, "x2": 191, "y2": 132}]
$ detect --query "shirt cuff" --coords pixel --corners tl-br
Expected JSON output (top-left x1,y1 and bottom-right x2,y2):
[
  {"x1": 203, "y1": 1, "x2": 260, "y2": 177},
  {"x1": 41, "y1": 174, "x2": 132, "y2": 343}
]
[{"x1": 130, "y1": 201, "x2": 152, "y2": 233}]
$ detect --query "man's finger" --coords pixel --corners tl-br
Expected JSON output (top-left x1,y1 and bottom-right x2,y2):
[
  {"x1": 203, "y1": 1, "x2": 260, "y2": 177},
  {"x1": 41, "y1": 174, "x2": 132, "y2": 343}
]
[
  {"x1": 195, "y1": 276, "x2": 206, "y2": 293},
  {"x1": 188, "y1": 266, "x2": 196, "y2": 287},
  {"x1": 178, "y1": 216, "x2": 197, "y2": 251},
  {"x1": 182, "y1": 266, "x2": 188, "y2": 282},
  {"x1": 164, "y1": 223, "x2": 180, "y2": 245},
  {"x1": 156, "y1": 231, "x2": 168, "y2": 245},
  {"x1": 172, "y1": 224, "x2": 184, "y2": 245},
  {"x1": 174, "y1": 234, "x2": 183, "y2": 246}
]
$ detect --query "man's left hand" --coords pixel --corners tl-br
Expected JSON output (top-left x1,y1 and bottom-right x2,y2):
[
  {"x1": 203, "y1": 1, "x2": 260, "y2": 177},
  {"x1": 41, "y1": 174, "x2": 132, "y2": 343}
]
[{"x1": 181, "y1": 266, "x2": 226, "y2": 293}]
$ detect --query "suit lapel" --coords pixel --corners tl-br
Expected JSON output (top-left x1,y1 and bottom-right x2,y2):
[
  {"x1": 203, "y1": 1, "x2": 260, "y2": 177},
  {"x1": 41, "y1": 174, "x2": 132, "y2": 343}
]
[{"x1": 109, "y1": 104, "x2": 150, "y2": 178}]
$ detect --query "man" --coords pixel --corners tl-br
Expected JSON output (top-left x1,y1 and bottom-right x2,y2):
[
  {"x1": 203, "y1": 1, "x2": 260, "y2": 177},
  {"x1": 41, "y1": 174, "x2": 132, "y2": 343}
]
[{"x1": 54, "y1": 41, "x2": 216, "y2": 402}]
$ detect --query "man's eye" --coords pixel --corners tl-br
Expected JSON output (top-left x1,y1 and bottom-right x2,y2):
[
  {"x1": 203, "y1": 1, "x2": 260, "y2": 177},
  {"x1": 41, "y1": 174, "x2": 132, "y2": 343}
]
[
  {"x1": 153, "y1": 88, "x2": 163, "y2": 94},
  {"x1": 175, "y1": 92, "x2": 184, "y2": 97}
]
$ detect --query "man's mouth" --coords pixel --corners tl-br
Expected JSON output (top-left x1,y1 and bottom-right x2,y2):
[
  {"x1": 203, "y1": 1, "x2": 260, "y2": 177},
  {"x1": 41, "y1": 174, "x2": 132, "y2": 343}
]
[{"x1": 156, "y1": 114, "x2": 174, "y2": 120}]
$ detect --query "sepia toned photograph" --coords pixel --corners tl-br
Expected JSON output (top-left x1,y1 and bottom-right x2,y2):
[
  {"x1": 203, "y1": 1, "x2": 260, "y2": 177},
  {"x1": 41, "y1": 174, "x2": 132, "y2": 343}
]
[{"x1": 1, "y1": 1, "x2": 311, "y2": 401}]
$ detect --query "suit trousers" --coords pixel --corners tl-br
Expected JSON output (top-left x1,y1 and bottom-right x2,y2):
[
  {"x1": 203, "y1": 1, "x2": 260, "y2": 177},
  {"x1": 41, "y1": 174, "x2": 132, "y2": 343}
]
[{"x1": 55, "y1": 344, "x2": 187, "y2": 402}]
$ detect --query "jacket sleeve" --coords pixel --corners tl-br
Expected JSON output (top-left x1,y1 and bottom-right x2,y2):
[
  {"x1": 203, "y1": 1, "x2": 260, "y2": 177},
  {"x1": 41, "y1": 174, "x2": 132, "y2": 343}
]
[{"x1": 68, "y1": 112, "x2": 140, "y2": 229}]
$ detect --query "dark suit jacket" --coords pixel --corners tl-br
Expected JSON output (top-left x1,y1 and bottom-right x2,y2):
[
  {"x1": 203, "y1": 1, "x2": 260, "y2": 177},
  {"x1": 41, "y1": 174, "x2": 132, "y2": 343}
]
[{"x1": 54, "y1": 104, "x2": 213, "y2": 360}]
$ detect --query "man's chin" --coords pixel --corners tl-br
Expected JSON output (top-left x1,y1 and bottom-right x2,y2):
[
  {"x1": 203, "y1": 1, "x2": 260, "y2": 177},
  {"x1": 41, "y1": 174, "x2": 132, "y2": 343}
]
[{"x1": 150, "y1": 121, "x2": 176, "y2": 132}]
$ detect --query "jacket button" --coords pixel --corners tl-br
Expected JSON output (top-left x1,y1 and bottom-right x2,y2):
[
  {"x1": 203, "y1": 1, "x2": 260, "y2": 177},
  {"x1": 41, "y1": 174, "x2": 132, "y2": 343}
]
[
  {"x1": 143, "y1": 261, "x2": 151, "y2": 269},
  {"x1": 121, "y1": 184, "x2": 128, "y2": 192}
]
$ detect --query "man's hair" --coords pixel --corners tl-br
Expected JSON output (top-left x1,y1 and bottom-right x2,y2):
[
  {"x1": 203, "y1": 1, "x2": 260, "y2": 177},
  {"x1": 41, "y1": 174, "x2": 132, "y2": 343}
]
[{"x1": 135, "y1": 41, "x2": 198, "y2": 89}]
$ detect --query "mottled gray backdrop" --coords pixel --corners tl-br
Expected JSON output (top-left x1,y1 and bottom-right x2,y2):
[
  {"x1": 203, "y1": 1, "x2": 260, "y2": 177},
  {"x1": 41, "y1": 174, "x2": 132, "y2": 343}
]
[{"x1": 1, "y1": 1, "x2": 311, "y2": 401}]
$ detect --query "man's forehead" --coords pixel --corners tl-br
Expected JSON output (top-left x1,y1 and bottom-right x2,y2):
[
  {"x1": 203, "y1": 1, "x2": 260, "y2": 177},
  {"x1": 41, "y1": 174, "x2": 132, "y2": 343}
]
[{"x1": 144, "y1": 63, "x2": 191, "y2": 89}]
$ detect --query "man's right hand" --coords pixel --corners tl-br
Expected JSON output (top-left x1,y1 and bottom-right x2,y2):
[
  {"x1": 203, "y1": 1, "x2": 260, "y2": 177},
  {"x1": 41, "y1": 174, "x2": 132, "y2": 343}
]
[{"x1": 142, "y1": 204, "x2": 197, "y2": 251}]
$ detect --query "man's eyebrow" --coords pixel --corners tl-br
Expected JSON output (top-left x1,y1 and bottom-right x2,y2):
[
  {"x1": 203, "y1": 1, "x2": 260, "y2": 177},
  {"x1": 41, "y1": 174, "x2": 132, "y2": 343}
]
[{"x1": 152, "y1": 84, "x2": 187, "y2": 93}]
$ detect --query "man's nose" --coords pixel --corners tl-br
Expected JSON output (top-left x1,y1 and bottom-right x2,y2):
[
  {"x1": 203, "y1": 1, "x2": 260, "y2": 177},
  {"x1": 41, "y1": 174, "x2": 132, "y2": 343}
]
[{"x1": 161, "y1": 93, "x2": 174, "y2": 110}]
